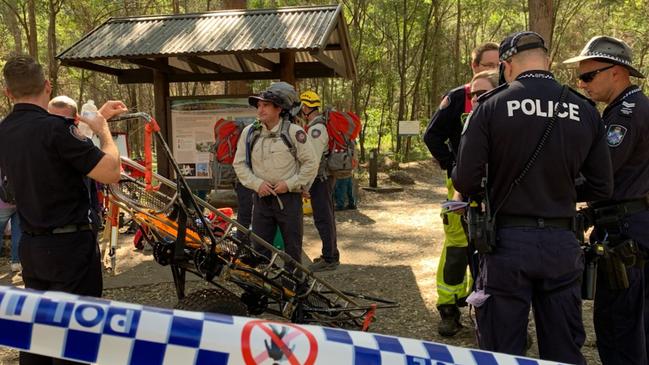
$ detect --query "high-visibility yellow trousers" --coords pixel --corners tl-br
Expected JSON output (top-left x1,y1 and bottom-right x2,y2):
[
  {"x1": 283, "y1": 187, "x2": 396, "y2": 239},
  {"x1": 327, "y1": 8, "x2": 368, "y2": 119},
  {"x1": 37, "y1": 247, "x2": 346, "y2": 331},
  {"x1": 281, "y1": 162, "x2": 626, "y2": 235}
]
[{"x1": 436, "y1": 175, "x2": 472, "y2": 307}]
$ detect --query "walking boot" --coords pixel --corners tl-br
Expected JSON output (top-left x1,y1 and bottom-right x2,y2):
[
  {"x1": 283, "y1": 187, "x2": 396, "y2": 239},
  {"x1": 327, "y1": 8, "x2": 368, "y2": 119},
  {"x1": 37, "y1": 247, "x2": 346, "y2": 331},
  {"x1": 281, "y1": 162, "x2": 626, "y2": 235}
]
[{"x1": 437, "y1": 304, "x2": 462, "y2": 337}]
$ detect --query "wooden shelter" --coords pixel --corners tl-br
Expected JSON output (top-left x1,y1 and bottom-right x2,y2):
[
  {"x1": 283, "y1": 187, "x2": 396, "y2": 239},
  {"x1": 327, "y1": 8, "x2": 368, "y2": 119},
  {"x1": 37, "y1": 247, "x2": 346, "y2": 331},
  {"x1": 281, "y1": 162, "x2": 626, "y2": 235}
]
[{"x1": 57, "y1": 4, "x2": 356, "y2": 175}]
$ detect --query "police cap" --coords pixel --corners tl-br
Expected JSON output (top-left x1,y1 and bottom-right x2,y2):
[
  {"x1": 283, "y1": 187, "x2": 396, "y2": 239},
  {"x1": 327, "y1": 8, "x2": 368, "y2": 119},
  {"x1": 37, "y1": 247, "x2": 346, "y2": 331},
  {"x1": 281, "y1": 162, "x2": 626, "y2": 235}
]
[
  {"x1": 499, "y1": 31, "x2": 547, "y2": 61},
  {"x1": 563, "y1": 36, "x2": 645, "y2": 78}
]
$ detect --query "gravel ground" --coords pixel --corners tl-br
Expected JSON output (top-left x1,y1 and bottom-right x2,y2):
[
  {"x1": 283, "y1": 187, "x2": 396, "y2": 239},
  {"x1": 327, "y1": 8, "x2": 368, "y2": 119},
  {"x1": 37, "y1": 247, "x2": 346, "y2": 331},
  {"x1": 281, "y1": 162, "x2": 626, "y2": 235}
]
[{"x1": 0, "y1": 160, "x2": 601, "y2": 364}]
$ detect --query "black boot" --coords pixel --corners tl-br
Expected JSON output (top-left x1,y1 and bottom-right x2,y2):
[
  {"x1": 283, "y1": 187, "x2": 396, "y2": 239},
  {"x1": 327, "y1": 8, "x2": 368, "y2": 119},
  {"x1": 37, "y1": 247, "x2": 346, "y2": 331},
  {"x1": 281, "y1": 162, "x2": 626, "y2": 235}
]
[{"x1": 437, "y1": 304, "x2": 462, "y2": 337}]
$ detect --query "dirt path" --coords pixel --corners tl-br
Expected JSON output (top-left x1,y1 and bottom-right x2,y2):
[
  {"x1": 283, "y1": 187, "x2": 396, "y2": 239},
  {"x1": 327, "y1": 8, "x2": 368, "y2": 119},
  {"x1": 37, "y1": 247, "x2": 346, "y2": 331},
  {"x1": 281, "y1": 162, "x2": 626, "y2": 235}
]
[{"x1": 0, "y1": 160, "x2": 600, "y2": 364}]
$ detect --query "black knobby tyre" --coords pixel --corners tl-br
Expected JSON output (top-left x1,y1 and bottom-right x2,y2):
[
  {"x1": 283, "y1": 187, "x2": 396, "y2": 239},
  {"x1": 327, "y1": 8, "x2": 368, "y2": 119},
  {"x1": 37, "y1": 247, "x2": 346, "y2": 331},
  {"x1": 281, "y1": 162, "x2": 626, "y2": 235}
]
[{"x1": 175, "y1": 288, "x2": 249, "y2": 316}]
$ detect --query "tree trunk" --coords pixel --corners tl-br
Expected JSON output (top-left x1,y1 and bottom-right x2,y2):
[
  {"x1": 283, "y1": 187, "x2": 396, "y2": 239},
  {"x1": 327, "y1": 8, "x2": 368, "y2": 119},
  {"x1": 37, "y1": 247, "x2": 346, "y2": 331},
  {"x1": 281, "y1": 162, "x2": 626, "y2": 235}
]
[
  {"x1": 2, "y1": 1, "x2": 23, "y2": 54},
  {"x1": 395, "y1": 0, "x2": 408, "y2": 153},
  {"x1": 529, "y1": 0, "x2": 554, "y2": 50},
  {"x1": 27, "y1": 0, "x2": 37, "y2": 59},
  {"x1": 47, "y1": 0, "x2": 61, "y2": 96},
  {"x1": 453, "y1": 0, "x2": 461, "y2": 85}
]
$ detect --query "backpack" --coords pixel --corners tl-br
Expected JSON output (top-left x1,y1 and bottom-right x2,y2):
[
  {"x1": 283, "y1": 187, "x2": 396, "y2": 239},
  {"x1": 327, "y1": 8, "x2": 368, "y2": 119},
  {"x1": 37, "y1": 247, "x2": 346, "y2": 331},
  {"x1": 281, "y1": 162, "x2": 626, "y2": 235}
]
[
  {"x1": 245, "y1": 119, "x2": 296, "y2": 169},
  {"x1": 0, "y1": 167, "x2": 15, "y2": 205},
  {"x1": 210, "y1": 118, "x2": 244, "y2": 187},
  {"x1": 311, "y1": 108, "x2": 361, "y2": 177}
]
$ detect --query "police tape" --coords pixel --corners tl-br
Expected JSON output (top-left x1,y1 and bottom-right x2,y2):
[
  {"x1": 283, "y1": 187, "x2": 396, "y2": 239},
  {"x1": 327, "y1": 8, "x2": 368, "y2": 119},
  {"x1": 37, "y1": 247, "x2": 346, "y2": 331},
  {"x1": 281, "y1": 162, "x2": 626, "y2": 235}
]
[{"x1": 0, "y1": 286, "x2": 567, "y2": 365}]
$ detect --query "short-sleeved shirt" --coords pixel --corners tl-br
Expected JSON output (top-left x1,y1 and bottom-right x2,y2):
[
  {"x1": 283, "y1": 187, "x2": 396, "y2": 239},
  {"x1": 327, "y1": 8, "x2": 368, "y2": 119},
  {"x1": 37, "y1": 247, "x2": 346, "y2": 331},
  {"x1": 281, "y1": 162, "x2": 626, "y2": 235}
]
[
  {"x1": 453, "y1": 70, "x2": 613, "y2": 217},
  {"x1": 0, "y1": 103, "x2": 105, "y2": 230},
  {"x1": 600, "y1": 86, "x2": 649, "y2": 201}
]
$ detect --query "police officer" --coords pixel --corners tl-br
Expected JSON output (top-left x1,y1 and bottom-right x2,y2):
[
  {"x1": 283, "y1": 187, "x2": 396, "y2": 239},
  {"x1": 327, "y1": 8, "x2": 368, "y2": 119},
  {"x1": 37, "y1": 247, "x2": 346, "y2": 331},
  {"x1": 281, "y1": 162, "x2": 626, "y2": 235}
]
[
  {"x1": 423, "y1": 41, "x2": 499, "y2": 336},
  {"x1": 0, "y1": 55, "x2": 126, "y2": 365},
  {"x1": 564, "y1": 36, "x2": 649, "y2": 365},
  {"x1": 233, "y1": 82, "x2": 317, "y2": 264},
  {"x1": 299, "y1": 90, "x2": 340, "y2": 272},
  {"x1": 453, "y1": 32, "x2": 613, "y2": 363}
]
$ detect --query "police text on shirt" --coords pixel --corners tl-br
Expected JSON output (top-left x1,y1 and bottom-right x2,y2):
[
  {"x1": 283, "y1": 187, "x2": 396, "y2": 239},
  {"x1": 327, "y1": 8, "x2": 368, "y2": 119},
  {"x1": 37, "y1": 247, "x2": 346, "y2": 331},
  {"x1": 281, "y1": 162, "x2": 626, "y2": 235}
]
[{"x1": 507, "y1": 99, "x2": 580, "y2": 121}]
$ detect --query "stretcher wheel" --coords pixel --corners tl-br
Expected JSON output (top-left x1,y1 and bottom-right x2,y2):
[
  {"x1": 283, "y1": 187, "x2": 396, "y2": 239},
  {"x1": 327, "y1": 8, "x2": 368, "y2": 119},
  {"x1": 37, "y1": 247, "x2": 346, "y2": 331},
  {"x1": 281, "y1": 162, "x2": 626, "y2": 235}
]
[{"x1": 175, "y1": 288, "x2": 248, "y2": 316}]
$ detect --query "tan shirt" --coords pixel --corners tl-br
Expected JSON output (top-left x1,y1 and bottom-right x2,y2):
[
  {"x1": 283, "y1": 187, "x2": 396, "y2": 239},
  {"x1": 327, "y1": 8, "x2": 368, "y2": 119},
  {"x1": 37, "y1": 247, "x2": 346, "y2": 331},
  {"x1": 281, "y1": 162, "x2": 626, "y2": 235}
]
[
  {"x1": 307, "y1": 115, "x2": 329, "y2": 160},
  {"x1": 233, "y1": 119, "x2": 317, "y2": 193}
]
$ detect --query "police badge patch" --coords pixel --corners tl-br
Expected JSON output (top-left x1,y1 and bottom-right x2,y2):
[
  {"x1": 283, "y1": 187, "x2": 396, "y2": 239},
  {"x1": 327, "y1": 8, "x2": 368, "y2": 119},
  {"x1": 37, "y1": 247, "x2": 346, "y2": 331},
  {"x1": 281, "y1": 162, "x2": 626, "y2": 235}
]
[
  {"x1": 607, "y1": 124, "x2": 627, "y2": 147},
  {"x1": 69, "y1": 125, "x2": 89, "y2": 141},
  {"x1": 295, "y1": 130, "x2": 307, "y2": 144},
  {"x1": 310, "y1": 128, "x2": 321, "y2": 139}
]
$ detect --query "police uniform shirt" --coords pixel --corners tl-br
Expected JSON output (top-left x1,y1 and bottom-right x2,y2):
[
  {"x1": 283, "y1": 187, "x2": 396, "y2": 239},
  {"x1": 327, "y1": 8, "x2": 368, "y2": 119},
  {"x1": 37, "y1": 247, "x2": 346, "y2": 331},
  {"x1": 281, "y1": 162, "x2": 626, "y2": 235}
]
[
  {"x1": 0, "y1": 103, "x2": 105, "y2": 230},
  {"x1": 233, "y1": 119, "x2": 317, "y2": 193},
  {"x1": 423, "y1": 85, "x2": 467, "y2": 170},
  {"x1": 453, "y1": 70, "x2": 613, "y2": 217},
  {"x1": 601, "y1": 85, "x2": 649, "y2": 200}
]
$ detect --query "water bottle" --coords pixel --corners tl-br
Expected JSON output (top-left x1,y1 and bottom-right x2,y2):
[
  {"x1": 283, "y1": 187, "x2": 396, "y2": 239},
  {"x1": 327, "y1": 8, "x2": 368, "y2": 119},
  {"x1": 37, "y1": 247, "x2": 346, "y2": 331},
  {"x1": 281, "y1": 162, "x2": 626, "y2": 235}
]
[{"x1": 79, "y1": 100, "x2": 98, "y2": 138}]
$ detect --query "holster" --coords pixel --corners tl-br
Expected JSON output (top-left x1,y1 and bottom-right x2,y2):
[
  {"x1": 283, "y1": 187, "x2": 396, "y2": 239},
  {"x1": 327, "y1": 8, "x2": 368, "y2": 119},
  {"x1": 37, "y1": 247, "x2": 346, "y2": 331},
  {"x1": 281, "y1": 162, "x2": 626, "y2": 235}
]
[
  {"x1": 467, "y1": 202, "x2": 496, "y2": 254},
  {"x1": 602, "y1": 239, "x2": 638, "y2": 290}
]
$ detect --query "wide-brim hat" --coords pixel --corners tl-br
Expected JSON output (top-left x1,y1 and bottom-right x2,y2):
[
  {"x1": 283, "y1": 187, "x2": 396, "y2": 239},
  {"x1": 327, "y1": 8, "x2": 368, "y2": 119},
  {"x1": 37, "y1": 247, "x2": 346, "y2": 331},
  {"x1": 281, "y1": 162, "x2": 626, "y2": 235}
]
[{"x1": 563, "y1": 36, "x2": 645, "y2": 78}]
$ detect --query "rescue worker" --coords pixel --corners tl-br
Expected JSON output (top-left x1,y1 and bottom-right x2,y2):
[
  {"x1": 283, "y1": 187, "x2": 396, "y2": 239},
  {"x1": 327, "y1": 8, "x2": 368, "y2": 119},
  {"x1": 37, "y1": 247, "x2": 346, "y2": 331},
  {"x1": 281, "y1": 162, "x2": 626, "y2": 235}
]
[
  {"x1": 564, "y1": 36, "x2": 649, "y2": 365},
  {"x1": 233, "y1": 82, "x2": 317, "y2": 264},
  {"x1": 453, "y1": 31, "x2": 613, "y2": 363},
  {"x1": 298, "y1": 90, "x2": 340, "y2": 272},
  {"x1": 422, "y1": 41, "x2": 499, "y2": 336},
  {"x1": 0, "y1": 55, "x2": 126, "y2": 365}
]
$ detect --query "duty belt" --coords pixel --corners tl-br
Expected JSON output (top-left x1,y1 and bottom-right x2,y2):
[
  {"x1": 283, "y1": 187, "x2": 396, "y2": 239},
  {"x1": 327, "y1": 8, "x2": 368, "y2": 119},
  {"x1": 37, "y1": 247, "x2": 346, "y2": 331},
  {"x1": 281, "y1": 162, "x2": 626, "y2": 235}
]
[
  {"x1": 591, "y1": 196, "x2": 649, "y2": 226},
  {"x1": 24, "y1": 223, "x2": 93, "y2": 236},
  {"x1": 497, "y1": 215, "x2": 575, "y2": 230}
]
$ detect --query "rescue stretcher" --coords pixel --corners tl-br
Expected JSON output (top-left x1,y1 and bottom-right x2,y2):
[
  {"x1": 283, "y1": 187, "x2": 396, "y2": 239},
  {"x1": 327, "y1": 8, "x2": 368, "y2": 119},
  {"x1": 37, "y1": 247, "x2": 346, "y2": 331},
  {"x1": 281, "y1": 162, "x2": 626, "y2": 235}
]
[{"x1": 107, "y1": 112, "x2": 397, "y2": 330}]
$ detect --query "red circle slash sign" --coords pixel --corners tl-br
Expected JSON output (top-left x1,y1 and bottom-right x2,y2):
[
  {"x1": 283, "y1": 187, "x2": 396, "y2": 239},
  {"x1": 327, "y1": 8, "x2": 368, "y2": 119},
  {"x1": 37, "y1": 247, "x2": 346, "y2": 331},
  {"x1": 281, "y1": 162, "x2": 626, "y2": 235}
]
[{"x1": 241, "y1": 320, "x2": 318, "y2": 365}]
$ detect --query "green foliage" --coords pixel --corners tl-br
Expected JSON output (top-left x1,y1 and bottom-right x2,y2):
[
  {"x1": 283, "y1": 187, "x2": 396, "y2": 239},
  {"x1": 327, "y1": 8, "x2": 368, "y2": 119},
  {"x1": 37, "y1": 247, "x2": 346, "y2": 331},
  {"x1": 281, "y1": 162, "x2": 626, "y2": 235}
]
[{"x1": 0, "y1": 0, "x2": 647, "y2": 159}]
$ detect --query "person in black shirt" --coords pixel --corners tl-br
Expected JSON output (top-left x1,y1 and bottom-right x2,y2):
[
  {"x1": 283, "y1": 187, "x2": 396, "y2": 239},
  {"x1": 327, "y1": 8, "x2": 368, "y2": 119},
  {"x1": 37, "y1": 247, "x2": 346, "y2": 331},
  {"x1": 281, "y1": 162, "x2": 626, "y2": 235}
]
[
  {"x1": 453, "y1": 32, "x2": 613, "y2": 364},
  {"x1": 0, "y1": 55, "x2": 126, "y2": 365},
  {"x1": 564, "y1": 35, "x2": 649, "y2": 365},
  {"x1": 422, "y1": 41, "x2": 499, "y2": 337}
]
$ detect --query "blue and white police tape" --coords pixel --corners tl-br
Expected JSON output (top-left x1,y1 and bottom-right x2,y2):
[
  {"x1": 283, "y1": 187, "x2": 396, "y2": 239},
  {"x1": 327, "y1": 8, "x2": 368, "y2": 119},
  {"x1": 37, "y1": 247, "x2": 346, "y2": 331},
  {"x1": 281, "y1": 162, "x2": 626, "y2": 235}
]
[{"x1": 0, "y1": 286, "x2": 567, "y2": 365}]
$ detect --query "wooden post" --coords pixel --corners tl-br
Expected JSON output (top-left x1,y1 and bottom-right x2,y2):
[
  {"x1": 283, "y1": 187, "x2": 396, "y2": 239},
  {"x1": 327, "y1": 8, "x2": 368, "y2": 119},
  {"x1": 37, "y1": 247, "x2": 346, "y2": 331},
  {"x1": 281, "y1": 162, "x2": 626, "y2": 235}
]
[
  {"x1": 153, "y1": 69, "x2": 170, "y2": 177},
  {"x1": 369, "y1": 148, "x2": 378, "y2": 188},
  {"x1": 223, "y1": 0, "x2": 251, "y2": 95},
  {"x1": 279, "y1": 51, "x2": 296, "y2": 85}
]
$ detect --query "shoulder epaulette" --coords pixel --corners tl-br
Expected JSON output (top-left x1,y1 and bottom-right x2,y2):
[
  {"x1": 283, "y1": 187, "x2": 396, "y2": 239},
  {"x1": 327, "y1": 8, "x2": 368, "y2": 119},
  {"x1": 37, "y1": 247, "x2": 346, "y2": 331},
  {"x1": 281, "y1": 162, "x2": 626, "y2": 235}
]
[
  {"x1": 567, "y1": 86, "x2": 595, "y2": 106},
  {"x1": 477, "y1": 83, "x2": 508, "y2": 103}
]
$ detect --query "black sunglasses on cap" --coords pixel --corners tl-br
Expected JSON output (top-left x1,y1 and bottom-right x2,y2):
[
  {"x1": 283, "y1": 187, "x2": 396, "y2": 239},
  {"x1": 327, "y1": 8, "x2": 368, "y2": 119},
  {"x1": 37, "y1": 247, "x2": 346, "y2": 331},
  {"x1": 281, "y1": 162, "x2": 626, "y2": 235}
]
[
  {"x1": 577, "y1": 64, "x2": 615, "y2": 83},
  {"x1": 469, "y1": 89, "x2": 489, "y2": 98}
]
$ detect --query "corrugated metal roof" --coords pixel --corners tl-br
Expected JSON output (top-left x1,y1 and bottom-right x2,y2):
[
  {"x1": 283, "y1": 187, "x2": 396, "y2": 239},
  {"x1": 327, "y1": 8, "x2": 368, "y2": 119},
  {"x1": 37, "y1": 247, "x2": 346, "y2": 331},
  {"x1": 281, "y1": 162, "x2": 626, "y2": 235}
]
[{"x1": 58, "y1": 5, "x2": 342, "y2": 60}]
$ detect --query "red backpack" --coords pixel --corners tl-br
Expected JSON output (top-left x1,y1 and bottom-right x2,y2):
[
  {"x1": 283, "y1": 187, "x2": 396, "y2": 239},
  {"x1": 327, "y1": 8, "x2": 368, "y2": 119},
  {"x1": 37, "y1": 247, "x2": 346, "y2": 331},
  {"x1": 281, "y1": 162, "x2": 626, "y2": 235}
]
[
  {"x1": 311, "y1": 109, "x2": 361, "y2": 177},
  {"x1": 213, "y1": 118, "x2": 244, "y2": 164},
  {"x1": 211, "y1": 118, "x2": 244, "y2": 187},
  {"x1": 325, "y1": 110, "x2": 361, "y2": 151}
]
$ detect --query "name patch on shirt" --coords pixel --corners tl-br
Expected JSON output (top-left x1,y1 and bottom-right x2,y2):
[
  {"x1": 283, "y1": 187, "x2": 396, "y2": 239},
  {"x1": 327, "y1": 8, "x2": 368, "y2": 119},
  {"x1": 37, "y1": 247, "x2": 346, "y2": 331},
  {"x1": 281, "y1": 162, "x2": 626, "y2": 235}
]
[
  {"x1": 506, "y1": 99, "x2": 580, "y2": 121},
  {"x1": 607, "y1": 124, "x2": 627, "y2": 147}
]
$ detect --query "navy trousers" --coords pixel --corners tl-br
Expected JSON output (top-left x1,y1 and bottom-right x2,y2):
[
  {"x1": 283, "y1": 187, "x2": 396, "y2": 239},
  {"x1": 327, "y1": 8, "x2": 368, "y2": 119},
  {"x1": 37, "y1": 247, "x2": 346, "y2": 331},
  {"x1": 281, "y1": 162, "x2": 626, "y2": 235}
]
[
  {"x1": 475, "y1": 227, "x2": 586, "y2": 365},
  {"x1": 309, "y1": 176, "x2": 339, "y2": 262},
  {"x1": 234, "y1": 183, "x2": 254, "y2": 244},
  {"x1": 252, "y1": 192, "x2": 303, "y2": 264},
  {"x1": 593, "y1": 210, "x2": 649, "y2": 365},
  {"x1": 19, "y1": 230, "x2": 102, "y2": 365}
]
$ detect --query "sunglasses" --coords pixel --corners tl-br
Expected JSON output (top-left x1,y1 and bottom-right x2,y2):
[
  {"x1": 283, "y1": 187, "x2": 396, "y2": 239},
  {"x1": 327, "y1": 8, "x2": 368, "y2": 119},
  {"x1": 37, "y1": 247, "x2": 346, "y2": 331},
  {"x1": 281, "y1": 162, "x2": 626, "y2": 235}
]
[
  {"x1": 577, "y1": 64, "x2": 615, "y2": 83},
  {"x1": 470, "y1": 89, "x2": 489, "y2": 98}
]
